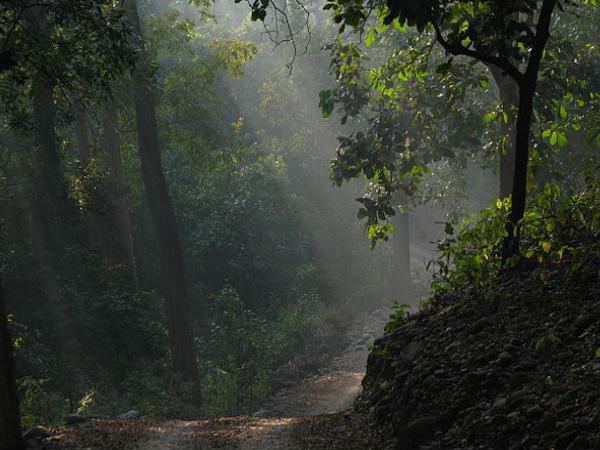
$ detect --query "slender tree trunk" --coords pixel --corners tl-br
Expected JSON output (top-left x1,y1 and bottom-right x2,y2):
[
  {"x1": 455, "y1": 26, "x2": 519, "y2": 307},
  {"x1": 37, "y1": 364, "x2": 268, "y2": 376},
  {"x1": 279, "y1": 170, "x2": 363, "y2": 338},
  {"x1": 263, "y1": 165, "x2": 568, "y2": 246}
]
[
  {"x1": 504, "y1": 81, "x2": 535, "y2": 259},
  {"x1": 487, "y1": 65, "x2": 519, "y2": 200},
  {"x1": 503, "y1": 0, "x2": 557, "y2": 259},
  {"x1": 0, "y1": 273, "x2": 23, "y2": 450},
  {"x1": 127, "y1": 0, "x2": 200, "y2": 393},
  {"x1": 391, "y1": 212, "x2": 411, "y2": 299}
]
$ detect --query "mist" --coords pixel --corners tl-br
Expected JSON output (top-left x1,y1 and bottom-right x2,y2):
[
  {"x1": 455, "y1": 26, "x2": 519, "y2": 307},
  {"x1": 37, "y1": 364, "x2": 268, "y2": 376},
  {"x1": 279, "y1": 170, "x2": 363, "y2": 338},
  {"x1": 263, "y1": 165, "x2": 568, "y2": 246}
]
[{"x1": 4, "y1": 0, "x2": 591, "y2": 438}]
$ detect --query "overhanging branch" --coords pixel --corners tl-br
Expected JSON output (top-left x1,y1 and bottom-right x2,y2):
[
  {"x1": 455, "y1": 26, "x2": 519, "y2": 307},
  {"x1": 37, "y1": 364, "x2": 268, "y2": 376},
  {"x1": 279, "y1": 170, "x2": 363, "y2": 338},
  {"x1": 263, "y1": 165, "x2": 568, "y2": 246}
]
[{"x1": 431, "y1": 20, "x2": 524, "y2": 84}]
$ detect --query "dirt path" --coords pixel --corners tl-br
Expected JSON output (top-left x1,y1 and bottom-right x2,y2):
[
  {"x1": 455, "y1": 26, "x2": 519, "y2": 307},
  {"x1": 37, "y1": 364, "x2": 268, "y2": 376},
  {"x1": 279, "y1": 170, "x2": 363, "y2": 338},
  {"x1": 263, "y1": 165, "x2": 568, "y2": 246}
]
[
  {"x1": 42, "y1": 308, "x2": 390, "y2": 450},
  {"x1": 134, "y1": 308, "x2": 389, "y2": 450}
]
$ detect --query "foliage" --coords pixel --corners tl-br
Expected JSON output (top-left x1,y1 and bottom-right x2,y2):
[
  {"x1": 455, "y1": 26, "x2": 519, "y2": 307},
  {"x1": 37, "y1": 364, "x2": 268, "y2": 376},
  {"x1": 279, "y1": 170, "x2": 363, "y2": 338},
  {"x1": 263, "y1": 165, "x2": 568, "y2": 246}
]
[
  {"x1": 18, "y1": 377, "x2": 68, "y2": 430},
  {"x1": 0, "y1": 0, "x2": 135, "y2": 123},
  {"x1": 428, "y1": 162, "x2": 600, "y2": 297},
  {"x1": 384, "y1": 301, "x2": 411, "y2": 334},
  {"x1": 198, "y1": 286, "x2": 340, "y2": 417}
]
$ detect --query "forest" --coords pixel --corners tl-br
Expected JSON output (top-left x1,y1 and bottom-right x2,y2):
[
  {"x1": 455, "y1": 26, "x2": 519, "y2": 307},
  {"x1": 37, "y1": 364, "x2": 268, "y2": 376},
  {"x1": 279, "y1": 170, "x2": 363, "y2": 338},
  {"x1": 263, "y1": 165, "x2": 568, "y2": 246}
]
[{"x1": 1, "y1": 0, "x2": 599, "y2": 449}]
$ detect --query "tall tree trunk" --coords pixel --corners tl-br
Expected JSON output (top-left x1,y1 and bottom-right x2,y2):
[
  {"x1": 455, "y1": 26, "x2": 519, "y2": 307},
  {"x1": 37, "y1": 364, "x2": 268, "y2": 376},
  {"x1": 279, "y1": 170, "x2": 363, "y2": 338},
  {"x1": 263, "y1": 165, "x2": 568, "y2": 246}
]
[
  {"x1": 102, "y1": 102, "x2": 137, "y2": 279},
  {"x1": 127, "y1": 0, "x2": 200, "y2": 393},
  {"x1": 487, "y1": 65, "x2": 519, "y2": 200},
  {"x1": 74, "y1": 98, "x2": 137, "y2": 283},
  {"x1": 25, "y1": 6, "x2": 69, "y2": 331},
  {"x1": 503, "y1": 0, "x2": 558, "y2": 259},
  {"x1": 28, "y1": 77, "x2": 69, "y2": 347},
  {"x1": 391, "y1": 211, "x2": 411, "y2": 299},
  {"x1": 0, "y1": 273, "x2": 23, "y2": 450}
]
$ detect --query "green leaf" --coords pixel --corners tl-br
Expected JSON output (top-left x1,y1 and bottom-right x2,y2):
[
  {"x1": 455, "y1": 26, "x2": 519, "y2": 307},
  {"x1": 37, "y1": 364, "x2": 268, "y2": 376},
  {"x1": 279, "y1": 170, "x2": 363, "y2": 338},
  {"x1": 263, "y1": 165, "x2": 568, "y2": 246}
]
[
  {"x1": 393, "y1": 17, "x2": 407, "y2": 32},
  {"x1": 483, "y1": 112, "x2": 496, "y2": 124},
  {"x1": 557, "y1": 132, "x2": 567, "y2": 147},
  {"x1": 365, "y1": 30, "x2": 375, "y2": 47},
  {"x1": 559, "y1": 105, "x2": 568, "y2": 119},
  {"x1": 540, "y1": 241, "x2": 551, "y2": 253},
  {"x1": 549, "y1": 131, "x2": 558, "y2": 146}
]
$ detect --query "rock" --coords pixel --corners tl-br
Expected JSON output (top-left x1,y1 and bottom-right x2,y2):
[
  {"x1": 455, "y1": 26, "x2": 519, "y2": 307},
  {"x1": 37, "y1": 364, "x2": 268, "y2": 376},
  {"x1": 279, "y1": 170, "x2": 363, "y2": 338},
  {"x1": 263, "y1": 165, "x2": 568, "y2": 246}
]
[
  {"x1": 503, "y1": 343, "x2": 520, "y2": 353},
  {"x1": 64, "y1": 414, "x2": 90, "y2": 425},
  {"x1": 498, "y1": 351, "x2": 515, "y2": 366},
  {"x1": 566, "y1": 435, "x2": 589, "y2": 450},
  {"x1": 507, "y1": 388, "x2": 534, "y2": 409},
  {"x1": 490, "y1": 397, "x2": 507, "y2": 414},
  {"x1": 445, "y1": 340, "x2": 461, "y2": 354},
  {"x1": 23, "y1": 426, "x2": 50, "y2": 441},
  {"x1": 574, "y1": 312, "x2": 600, "y2": 332},
  {"x1": 423, "y1": 374, "x2": 439, "y2": 388},
  {"x1": 513, "y1": 361, "x2": 535, "y2": 372},
  {"x1": 401, "y1": 341, "x2": 422, "y2": 362},
  {"x1": 525, "y1": 405, "x2": 544, "y2": 418},
  {"x1": 509, "y1": 371, "x2": 530, "y2": 389},
  {"x1": 555, "y1": 431, "x2": 579, "y2": 450},
  {"x1": 118, "y1": 410, "x2": 141, "y2": 419},
  {"x1": 469, "y1": 317, "x2": 492, "y2": 334},
  {"x1": 406, "y1": 416, "x2": 437, "y2": 436}
]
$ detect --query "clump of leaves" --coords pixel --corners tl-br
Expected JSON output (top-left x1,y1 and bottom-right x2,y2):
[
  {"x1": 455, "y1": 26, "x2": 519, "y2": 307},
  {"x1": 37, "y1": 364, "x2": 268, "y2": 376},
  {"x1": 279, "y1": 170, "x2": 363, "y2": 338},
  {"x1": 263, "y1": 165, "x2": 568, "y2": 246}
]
[
  {"x1": 384, "y1": 301, "x2": 411, "y2": 334},
  {"x1": 428, "y1": 162, "x2": 600, "y2": 297}
]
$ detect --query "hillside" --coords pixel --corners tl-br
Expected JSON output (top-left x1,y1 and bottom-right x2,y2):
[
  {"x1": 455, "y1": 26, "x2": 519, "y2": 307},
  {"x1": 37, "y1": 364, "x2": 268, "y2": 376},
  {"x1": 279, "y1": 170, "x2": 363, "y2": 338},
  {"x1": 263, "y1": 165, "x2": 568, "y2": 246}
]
[{"x1": 359, "y1": 259, "x2": 600, "y2": 450}]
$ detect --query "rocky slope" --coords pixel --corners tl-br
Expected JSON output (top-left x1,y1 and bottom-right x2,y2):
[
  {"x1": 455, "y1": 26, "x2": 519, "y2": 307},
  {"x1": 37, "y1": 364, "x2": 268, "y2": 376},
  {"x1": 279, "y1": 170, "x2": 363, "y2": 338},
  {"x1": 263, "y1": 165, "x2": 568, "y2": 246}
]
[{"x1": 360, "y1": 262, "x2": 600, "y2": 450}]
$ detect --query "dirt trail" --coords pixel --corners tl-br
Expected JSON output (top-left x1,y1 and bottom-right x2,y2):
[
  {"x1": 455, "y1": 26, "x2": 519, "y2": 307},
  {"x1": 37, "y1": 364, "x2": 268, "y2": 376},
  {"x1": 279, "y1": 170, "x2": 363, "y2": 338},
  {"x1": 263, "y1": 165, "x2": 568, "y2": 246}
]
[
  {"x1": 132, "y1": 308, "x2": 390, "y2": 450},
  {"x1": 41, "y1": 308, "x2": 395, "y2": 450}
]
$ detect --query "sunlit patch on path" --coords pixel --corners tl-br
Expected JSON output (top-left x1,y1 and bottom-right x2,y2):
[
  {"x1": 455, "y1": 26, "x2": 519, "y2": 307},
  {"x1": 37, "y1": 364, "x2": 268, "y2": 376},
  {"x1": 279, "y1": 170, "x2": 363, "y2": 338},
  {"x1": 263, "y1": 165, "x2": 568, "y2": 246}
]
[{"x1": 42, "y1": 309, "x2": 390, "y2": 450}]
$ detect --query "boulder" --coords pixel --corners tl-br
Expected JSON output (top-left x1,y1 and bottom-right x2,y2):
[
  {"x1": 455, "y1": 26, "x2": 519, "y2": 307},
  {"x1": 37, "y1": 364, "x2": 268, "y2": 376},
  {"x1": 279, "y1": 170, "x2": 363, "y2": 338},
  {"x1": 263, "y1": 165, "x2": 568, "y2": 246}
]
[
  {"x1": 23, "y1": 426, "x2": 50, "y2": 441},
  {"x1": 118, "y1": 410, "x2": 141, "y2": 419}
]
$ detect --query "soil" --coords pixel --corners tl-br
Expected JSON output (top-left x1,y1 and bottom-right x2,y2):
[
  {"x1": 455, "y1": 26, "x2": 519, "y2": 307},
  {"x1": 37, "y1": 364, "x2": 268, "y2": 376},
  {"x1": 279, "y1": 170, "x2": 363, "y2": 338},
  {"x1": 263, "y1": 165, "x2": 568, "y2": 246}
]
[{"x1": 36, "y1": 308, "x2": 390, "y2": 450}]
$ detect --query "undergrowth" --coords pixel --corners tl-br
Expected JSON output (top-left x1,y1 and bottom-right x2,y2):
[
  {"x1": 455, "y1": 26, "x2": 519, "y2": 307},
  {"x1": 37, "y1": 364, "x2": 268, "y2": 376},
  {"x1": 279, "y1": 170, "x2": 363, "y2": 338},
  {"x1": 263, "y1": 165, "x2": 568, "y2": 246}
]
[{"x1": 384, "y1": 163, "x2": 600, "y2": 333}]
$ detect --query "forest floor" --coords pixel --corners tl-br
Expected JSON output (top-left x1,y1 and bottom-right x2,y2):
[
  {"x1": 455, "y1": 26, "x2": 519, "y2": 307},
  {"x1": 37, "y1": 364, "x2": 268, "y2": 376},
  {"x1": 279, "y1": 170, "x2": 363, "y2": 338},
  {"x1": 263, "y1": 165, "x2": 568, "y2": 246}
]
[{"x1": 36, "y1": 308, "x2": 390, "y2": 450}]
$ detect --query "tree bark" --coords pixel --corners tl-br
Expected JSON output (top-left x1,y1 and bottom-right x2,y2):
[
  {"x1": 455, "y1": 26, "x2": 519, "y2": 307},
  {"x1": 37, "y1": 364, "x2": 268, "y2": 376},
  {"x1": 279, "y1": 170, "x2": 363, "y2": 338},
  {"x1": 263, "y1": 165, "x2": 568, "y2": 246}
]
[
  {"x1": 487, "y1": 64, "x2": 519, "y2": 200},
  {"x1": 73, "y1": 98, "x2": 137, "y2": 283},
  {"x1": 0, "y1": 273, "x2": 23, "y2": 450},
  {"x1": 127, "y1": 0, "x2": 200, "y2": 393},
  {"x1": 102, "y1": 102, "x2": 137, "y2": 278},
  {"x1": 503, "y1": 0, "x2": 558, "y2": 259}
]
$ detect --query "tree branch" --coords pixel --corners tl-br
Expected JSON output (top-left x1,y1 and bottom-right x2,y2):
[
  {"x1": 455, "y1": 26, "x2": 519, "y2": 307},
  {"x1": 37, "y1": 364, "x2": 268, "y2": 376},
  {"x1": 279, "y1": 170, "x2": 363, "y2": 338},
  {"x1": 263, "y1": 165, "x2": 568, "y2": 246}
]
[
  {"x1": 431, "y1": 20, "x2": 524, "y2": 84},
  {"x1": 524, "y1": 0, "x2": 558, "y2": 81}
]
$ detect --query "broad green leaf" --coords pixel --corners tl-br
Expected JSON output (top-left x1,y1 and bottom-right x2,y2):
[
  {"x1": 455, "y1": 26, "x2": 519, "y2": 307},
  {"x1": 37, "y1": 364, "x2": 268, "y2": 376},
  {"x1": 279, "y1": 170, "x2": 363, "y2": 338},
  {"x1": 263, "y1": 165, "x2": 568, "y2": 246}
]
[
  {"x1": 393, "y1": 17, "x2": 407, "y2": 32},
  {"x1": 540, "y1": 241, "x2": 551, "y2": 253},
  {"x1": 559, "y1": 105, "x2": 567, "y2": 119},
  {"x1": 483, "y1": 112, "x2": 495, "y2": 124},
  {"x1": 365, "y1": 30, "x2": 375, "y2": 47},
  {"x1": 557, "y1": 132, "x2": 567, "y2": 147}
]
